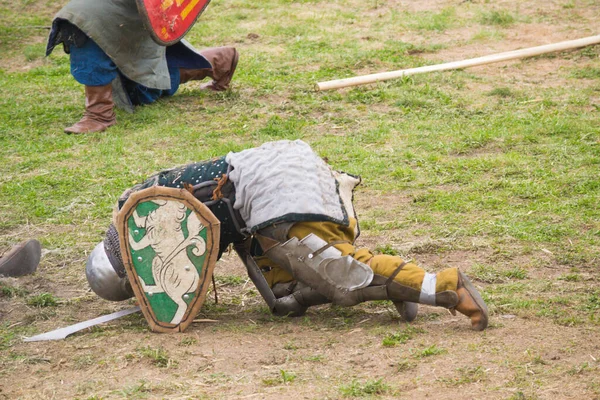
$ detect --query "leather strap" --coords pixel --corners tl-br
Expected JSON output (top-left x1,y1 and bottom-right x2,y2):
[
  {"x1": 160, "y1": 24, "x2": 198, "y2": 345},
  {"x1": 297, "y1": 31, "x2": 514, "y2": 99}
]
[
  {"x1": 308, "y1": 240, "x2": 348, "y2": 259},
  {"x1": 385, "y1": 261, "x2": 407, "y2": 286}
]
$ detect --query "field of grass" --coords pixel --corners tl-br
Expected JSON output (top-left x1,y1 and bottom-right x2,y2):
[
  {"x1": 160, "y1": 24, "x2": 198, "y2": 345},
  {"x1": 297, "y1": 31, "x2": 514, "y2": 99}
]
[{"x1": 1, "y1": 0, "x2": 599, "y2": 398}]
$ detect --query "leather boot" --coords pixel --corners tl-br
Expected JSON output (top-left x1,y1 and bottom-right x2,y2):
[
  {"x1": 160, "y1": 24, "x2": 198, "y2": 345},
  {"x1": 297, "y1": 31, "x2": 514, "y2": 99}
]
[
  {"x1": 372, "y1": 274, "x2": 460, "y2": 308},
  {"x1": 452, "y1": 270, "x2": 489, "y2": 331},
  {"x1": 65, "y1": 84, "x2": 116, "y2": 134},
  {"x1": 383, "y1": 272, "x2": 488, "y2": 330},
  {"x1": 393, "y1": 301, "x2": 418, "y2": 322},
  {"x1": 180, "y1": 47, "x2": 239, "y2": 91},
  {"x1": 271, "y1": 281, "x2": 330, "y2": 317},
  {"x1": 0, "y1": 239, "x2": 41, "y2": 277}
]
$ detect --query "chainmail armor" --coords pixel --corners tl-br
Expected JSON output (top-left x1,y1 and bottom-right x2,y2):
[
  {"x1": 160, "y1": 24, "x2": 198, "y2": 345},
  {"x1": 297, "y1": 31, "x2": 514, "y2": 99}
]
[{"x1": 103, "y1": 224, "x2": 126, "y2": 278}]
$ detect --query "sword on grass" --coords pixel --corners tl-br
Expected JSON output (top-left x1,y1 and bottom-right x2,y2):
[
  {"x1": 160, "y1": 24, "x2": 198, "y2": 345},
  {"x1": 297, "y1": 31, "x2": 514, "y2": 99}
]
[
  {"x1": 22, "y1": 305, "x2": 220, "y2": 342},
  {"x1": 23, "y1": 306, "x2": 141, "y2": 342}
]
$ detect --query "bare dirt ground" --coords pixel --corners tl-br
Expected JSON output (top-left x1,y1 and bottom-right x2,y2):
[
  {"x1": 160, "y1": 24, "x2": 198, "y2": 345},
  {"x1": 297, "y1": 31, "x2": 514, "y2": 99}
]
[
  {"x1": 1, "y1": 0, "x2": 600, "y2": 399},
  {"x1": 3, "y1": 190, "x2": 599, "y2": 400}
]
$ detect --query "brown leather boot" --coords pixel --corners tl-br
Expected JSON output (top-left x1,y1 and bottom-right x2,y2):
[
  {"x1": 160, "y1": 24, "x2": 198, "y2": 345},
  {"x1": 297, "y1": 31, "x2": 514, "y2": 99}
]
[
  {"x1": 0, "y1": 239, "x2": 41, "y2": 277},
  {"x1": 179, "y1": 68, "x2": 212, "y2": 85},
  {"x1": 452, "y1": 270, "x2": 489, "y2": 331},
  {"x1": 180, "y1": 47, "x2": 239, "y2": 91},
  {"x1": 65, "y1": 84, "x2": 116, "y2": 134}
]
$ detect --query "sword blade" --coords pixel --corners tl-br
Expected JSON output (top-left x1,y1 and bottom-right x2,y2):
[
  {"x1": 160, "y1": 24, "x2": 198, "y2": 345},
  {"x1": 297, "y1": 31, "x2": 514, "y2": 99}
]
[{"x1": 23, "y1": 306, "x2": 141, "y2": 342}]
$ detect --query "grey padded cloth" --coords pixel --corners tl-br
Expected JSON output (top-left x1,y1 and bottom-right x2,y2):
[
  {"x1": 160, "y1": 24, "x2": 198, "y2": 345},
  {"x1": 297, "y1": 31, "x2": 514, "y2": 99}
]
[{"x1": 226, "y1": 140, "x2": 346, "y2": 232}]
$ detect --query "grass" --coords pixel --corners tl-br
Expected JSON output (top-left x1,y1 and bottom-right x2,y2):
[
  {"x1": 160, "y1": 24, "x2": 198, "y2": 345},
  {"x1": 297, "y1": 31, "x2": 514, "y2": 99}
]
[
  {"x1": 214, "y1": 275, "x2": 246, "y2": 286},
  {"x1": 438, "y1": 366, "x2": 487, "y2": 386},
  {"x1": 412, "y1": 344, "x2": 447, "y2": 358},
  {"x1": 0, "y1": 282, "x2": 29, "y2": 298},
  {"x1": 280, "y1": 369, "x2": 296, "y2": 384},
  {"x1": 1, "y1": 0, "x2": 600, "y2": 398},
  {"x1": 0, "y1": 323, "x2": 37, "y2": 352},
  {"x1": 471, "y1": 264, "x2": 528, "y2": 283},
  {"x1": 26, "y1": 293, "x2": 59, "y2": 307},
  {"x1": 479, "y1": 10, "x2": 517, "y2": 26},
  {"x1": 382, "y1": 326, "x2": 425, "y2": 347},
  {"x1": 137, "y1": 346, "x2": 178, "y2": 368},
  {"x1": 339, "y1": 379, "x2": 392, "y2": 397},
  {"x1": 261, "y1": 370, "x2": 297, "y2": 386},
  {"x1": 571, "y1": 66, "x2": 600, "y2": 79}
]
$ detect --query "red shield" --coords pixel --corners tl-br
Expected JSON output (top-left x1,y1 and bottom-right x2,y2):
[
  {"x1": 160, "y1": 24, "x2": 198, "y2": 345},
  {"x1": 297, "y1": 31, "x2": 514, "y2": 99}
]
[{"x1": 137, "y1": 0, "x2": 211, "y2": 46}]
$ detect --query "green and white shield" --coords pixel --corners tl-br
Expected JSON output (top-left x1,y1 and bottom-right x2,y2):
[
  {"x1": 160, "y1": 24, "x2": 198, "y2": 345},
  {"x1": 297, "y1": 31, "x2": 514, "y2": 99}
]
[{"x1": 117, "y1": 186, "x2": 220, "y2": 333}]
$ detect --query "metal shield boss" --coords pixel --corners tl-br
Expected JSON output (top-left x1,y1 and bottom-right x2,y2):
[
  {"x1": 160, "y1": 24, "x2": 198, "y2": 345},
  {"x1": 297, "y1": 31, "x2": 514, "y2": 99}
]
[
  {"x1": 117, "y1": 186, "x2": 220, "y2": 333},
  {"x1": 136, "y1": 0, "x2": 211, "y2": 45}
]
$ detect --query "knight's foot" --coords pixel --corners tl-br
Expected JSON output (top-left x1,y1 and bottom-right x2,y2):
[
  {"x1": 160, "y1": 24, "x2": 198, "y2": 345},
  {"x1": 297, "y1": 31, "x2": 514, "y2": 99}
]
[
  {"x1": 393, "y1": 301, "x2": 418, "y2": 322},
  {"x1": 453, "y1": 270, "x2": 488, "y2": 331}
]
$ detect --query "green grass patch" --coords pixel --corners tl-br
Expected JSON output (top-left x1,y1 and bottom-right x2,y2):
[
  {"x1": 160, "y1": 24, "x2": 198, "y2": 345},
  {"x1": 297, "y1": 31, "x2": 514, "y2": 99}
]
[
  {"x1": 214, "y1": 275, "x2": 246, "y2": 286},
  {"x1": 339, "y1": 379, "x2": 391, "y2": 397},
  {"x1": 382, "y1": 326, "x2": 425, "y2": 347},
  {"x1": 137, "y1": 346, "x2": 178, "y2": 368},
  {"x1": 410, "y1": 8, "x2": 457, "y2": 32},
  {"x1": 412, "y1": 344, "x2": 447, "y2": 358},
  {"x1": 26, "y1": 293, "x2": 59, "y2": 307},
  {"x1": 438, "y1": 365, "x2": 487, "y2": 386},
  {"x1": 479, "y1": 10, "x2": 517, "y2": 26},
  {"x1": 395, "y1": 359, "x2": 417, "y2": 372},
  {"x1": 487, "y1": 87, "x2": 515, "y2": 98},
  {"x1": 470, "y1": 264, "x2": 528, "y2": 283},
  {"x1": 374, "y1": 244, "x2": 399, "y2": 256},
  {"x1": 262, "y1": 369, "x2": 297, "y2": 386},
  {"x1": 0, "y1": 282, "x2": 29, "y2": 298},
  {"x1": 571, "y1": 67, "x2": 600, "y2": 79}
]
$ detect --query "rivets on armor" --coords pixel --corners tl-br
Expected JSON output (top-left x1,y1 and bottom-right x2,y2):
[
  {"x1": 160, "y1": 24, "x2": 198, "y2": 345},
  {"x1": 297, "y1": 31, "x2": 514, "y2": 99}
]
[
  {"x1": 184, "y1": 266, "x2": 190, "y2": 271},
  {"x1": 137, "y1": 256, "x2": 143, "y2": 262},
  {"x1": 183, "y1": 294, "x2": 190, "y2": 300},
  {"x1": 148, "y1": 292, "x2": 153, "y2": 297},
  {"x1": 308, "y1": 254, "x2": 314, "y2": 259},
  {"x1": 134, "y1": 230, "x2": 139, "y2": 234}
]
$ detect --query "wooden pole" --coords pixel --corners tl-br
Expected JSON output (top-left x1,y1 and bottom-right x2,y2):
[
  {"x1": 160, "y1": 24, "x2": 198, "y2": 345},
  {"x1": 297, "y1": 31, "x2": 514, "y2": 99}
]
[{"x1": 315, "y1": 35, "x2": 600, "y2": 91}]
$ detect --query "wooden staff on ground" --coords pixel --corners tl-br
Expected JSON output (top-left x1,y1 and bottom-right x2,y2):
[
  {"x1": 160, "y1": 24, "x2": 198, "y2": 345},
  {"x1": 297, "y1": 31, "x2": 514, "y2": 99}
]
[{"x1": 315, "y1": 35, "x2": 600, "y2": 91}]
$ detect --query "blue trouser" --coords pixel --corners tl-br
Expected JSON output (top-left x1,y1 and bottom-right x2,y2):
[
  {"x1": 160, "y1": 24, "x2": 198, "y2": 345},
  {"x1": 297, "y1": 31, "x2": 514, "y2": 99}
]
[{"x1": 69, "y1": 38, "x2": 180, "y2": 105}]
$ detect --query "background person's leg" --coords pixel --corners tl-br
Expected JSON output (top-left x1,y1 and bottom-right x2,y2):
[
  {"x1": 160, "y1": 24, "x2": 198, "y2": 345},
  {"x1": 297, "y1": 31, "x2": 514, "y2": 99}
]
[
  {"x1": 66, "y1": 38, "x2": 117, "y2": 133},
  {"x1": 179, "y1": 47, "x2": 239, "y2": 91}
]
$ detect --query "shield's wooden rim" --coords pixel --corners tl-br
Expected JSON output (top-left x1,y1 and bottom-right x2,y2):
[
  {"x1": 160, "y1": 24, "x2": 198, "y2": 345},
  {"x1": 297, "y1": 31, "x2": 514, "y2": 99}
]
[
  {"x1": 116, "y1": 186, "x2": 220, "y2": 333},
  {"x1": 136, "y1": 0, "x2": 211, "y2": 46}
]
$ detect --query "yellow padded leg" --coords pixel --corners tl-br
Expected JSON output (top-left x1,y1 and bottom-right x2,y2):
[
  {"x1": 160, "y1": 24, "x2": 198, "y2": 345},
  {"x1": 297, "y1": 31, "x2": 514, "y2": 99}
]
[{"x1": 287, "y1": 220, "x2": 459, "y2": 293}]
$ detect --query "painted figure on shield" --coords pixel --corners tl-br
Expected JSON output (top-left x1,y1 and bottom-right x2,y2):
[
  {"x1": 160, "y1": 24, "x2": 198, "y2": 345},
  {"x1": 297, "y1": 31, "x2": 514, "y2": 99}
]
[
  {"x1": 46, "y1": 0, "x2": 238, "y2": 134},
  {"x1": 86, "y1": 140, "x2": 489, "y2": 331},
  {"x1": 127, "y1": 199, "x2": 207, "y2": 325}
]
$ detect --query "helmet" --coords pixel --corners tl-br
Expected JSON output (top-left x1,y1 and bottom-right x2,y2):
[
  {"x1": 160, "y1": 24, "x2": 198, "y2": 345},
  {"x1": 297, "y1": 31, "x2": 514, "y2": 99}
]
[{"x1": 85, "y1": 230, "x2": 133, "y2": 301}]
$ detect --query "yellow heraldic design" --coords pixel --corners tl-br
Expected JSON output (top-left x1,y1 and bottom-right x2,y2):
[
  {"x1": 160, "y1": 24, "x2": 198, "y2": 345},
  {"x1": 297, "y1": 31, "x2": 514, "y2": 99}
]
[{"x1": 128, "y1": 200, "x2": 207, "y2": 324}]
